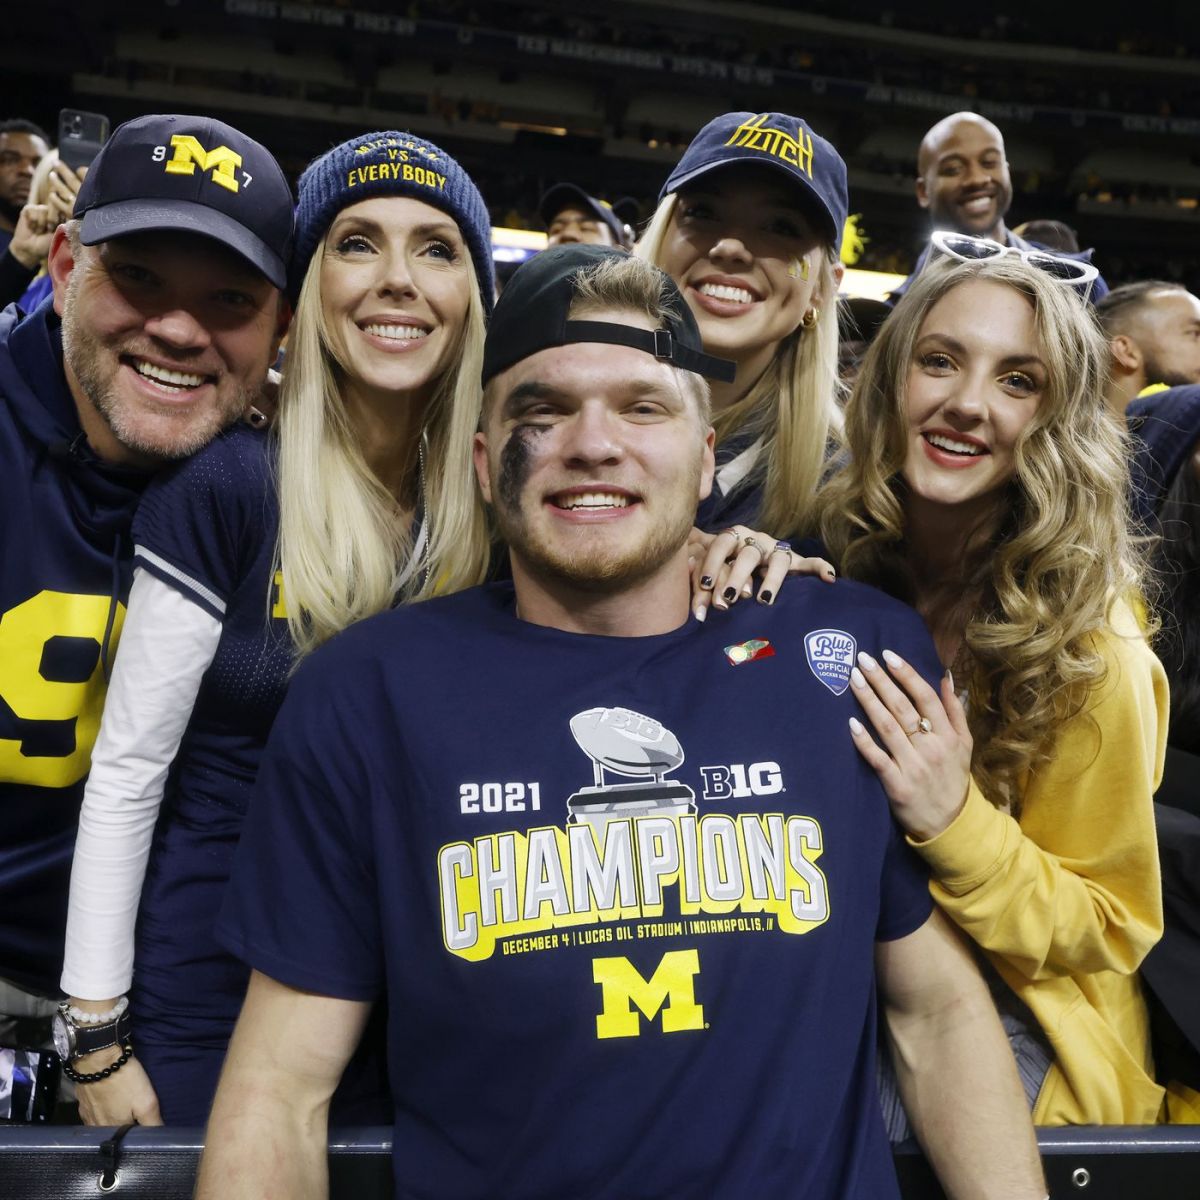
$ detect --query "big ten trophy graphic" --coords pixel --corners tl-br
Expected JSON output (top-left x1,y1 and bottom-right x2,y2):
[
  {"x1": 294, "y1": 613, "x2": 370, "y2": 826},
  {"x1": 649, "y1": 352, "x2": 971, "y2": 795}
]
[{"x1": 567, "y1": 707, "x2": 696, "y2": 833}]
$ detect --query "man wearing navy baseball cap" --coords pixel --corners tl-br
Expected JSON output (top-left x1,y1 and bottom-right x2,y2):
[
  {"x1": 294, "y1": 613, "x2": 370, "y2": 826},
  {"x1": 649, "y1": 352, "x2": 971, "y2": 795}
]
[
  {"x1": 201, "y1": 245, "x2": 1045, "y2": 1200},
  {"x1": 0, "y1": 113, "x2": 291, "y2": 1057},
  {"x1": 540, "y1": 182, "x2": 634, "y2": 250}
]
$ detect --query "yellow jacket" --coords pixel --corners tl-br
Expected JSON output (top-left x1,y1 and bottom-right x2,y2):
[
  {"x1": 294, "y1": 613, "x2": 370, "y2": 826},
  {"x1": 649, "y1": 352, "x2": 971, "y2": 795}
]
[{"x1": 913, "y1": 603, "x2": 1168, "y2": 1125}]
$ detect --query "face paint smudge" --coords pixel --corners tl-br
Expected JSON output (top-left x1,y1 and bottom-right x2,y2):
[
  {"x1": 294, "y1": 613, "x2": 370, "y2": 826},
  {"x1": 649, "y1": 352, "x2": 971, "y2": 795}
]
[{"x1": 497, "y1": 423, "x2": 550, "y2": 512}]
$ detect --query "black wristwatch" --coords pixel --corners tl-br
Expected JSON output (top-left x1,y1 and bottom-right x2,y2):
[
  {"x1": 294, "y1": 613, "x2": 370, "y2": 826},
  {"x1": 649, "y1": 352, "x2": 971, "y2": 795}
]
[{"x1": 51, "y1": 1002, "x2": 133, "y2": 1061}]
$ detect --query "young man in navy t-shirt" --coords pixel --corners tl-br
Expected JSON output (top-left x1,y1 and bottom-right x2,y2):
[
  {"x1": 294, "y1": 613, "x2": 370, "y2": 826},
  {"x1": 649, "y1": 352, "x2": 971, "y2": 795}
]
[{"x1": 200, "y1": 246, "x2": 1046, "y2": 1200}]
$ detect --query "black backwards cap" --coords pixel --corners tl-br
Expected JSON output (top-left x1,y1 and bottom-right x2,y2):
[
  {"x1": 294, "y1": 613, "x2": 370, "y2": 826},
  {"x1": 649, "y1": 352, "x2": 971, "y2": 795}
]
[
  {"x1": 73, "y1": 114, "x2": 293, "y2": 289},
  {"x1": 481, "y1": 244, "x2": 735, "y2": 386}
]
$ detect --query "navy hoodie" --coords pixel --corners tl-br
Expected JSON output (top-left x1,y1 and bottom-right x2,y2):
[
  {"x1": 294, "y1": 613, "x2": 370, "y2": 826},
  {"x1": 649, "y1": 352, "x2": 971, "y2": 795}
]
[{"x1": 0, "y1": 299, "x2": 150, "y2": 995}]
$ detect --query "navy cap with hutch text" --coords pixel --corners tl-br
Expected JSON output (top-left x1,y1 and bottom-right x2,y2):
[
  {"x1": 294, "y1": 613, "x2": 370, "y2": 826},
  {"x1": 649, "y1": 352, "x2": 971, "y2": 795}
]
[
  {"x1": 482, "y1": 244, "x2": 735, "y2": 386},
  {"x1": 72, "y1": 114, "x2": 293, "y2": 289},
  {"x1": 662, "y1": 111, "x2": 849, "y2": 254}
]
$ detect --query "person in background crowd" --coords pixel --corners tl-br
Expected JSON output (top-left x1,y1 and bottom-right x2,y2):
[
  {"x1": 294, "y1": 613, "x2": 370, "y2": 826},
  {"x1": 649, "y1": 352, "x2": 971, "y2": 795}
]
[
  {"x1": 637, "y1": 110, "x2": 847, "y2": 557},
  {"x1": 196, "y1": 245, "x2": 1048, "y2": 1200},
  {"x1": 0, "y1": 119, "x2": 49, "y2": 256},
  {"x1": 0, "y1": 110, "x2": 291, "y2": 1071},
  {"x1": 890, "y1": 112, "x2": 1108, "y2": 304},
  {"x1": 1125, "y1": 383, "x2": 1200, "y2": 1123},
  {"x1": 1126, "y1": 384, "x2": 1200, "y2": 809},
  {"x1": 60, "y1": 129, "x2": 495, "y2": 1126},
  {"x1": 820, "y1": 249, "x2": 1167, "y2": 1126},
  {"x1": 0, "y1": 151, "x2": 86, "y2": 310},
  {"x1": 1097, "y1": 281, "x2": 1200, "y2": 413},
  {"x1": 540, "y1": 183, "x2": 633, "y2": 249}
]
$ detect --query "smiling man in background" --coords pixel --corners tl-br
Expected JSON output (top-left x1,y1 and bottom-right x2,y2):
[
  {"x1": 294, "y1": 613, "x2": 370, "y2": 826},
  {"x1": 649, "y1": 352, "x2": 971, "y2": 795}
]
[{"x1": 891, "y1": 111, "x2": 1106, "y2": 303}]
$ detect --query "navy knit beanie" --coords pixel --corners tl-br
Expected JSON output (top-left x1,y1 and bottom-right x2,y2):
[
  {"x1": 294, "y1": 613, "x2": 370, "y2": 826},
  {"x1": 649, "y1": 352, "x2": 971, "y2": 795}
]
[{"x1": 290, "y1": 130, "x2": 495, "y2": 312}]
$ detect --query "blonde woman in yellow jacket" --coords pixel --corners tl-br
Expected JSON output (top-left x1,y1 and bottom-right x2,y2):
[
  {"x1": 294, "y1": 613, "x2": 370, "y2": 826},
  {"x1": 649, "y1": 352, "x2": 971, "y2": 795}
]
[{"x1": 818, "y1": 245, "x2": 1168, "y2": 1125}]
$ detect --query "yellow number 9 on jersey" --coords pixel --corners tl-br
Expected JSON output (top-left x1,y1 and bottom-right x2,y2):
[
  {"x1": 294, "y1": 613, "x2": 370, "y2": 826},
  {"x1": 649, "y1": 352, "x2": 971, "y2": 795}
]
[{"x1": 0, "y1": 590, "x2": 126, "y2": 788}]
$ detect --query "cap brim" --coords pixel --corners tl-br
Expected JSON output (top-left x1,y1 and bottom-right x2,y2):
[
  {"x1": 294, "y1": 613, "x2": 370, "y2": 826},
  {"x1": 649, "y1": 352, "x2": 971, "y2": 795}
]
[
  {"x1": 663, "y1": 157, "x2": 839, "y2": 246},
  {"x1": 79, "y1": 199, "x2": 287, "y2": 290}
]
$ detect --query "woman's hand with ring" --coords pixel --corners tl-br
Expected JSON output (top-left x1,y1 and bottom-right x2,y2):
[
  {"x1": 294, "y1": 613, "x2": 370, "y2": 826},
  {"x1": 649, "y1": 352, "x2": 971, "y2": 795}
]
[
  {"x1": 847, "y1": 649, "x2": 972, "y2": 841},
  {"x1": 687, "y1": 526, "x2": 836, "y2": 621}
]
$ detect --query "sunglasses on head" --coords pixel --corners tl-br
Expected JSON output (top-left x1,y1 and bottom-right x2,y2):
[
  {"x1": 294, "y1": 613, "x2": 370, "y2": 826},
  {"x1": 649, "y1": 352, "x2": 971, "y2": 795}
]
[{"x1": 930, "y1": 230, "x2": 1098, "y2": 296}]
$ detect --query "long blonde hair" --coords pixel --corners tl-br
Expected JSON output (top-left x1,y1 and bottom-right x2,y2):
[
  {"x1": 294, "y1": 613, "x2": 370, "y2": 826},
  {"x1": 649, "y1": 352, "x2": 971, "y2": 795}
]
[
  {"x1": 636, "y1": 192, "x2": 841, "y2": 537},
  {"x1": 818, "y1": 255, "x2": 1150, "y2": 808},
  {"x1": 276, "y1": 244, "x2": 490, "y2": 657}
]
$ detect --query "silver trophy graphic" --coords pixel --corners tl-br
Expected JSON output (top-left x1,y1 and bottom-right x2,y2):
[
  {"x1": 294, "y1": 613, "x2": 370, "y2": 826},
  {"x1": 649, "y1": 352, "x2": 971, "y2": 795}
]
[{"x1": 567, "y1": 706, "x2": 696, "y2": 832}]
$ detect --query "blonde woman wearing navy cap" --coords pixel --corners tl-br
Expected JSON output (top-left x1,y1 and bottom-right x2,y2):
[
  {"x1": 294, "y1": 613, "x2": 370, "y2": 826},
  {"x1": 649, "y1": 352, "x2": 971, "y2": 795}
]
[
  {"x1": 60, "y1": 129, "x2": 495, "y2": 1125},
  {"x1": 638, "y1": 112, "x2": 848, "y2": 576}
]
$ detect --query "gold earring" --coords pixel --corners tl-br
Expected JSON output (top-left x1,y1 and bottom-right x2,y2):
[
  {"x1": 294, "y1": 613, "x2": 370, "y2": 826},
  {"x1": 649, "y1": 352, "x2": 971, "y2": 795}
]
[{"x1": 801, "y1": 307, "x2": 818, "y2": 329}]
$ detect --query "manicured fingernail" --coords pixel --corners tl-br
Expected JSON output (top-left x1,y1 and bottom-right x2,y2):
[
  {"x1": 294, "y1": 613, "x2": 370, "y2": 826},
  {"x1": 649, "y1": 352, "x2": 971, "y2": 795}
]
[
  {"x1": 850, "y1": 666, "x2": 867, "y2": 689},
  {"x1": 700, "y1": 575, "x2": 714, "y2": 589},
  {"x1": 693, "y1": 603, "x2": 707, "y2": 623},
  {"x1": 849, "y1": 716, "x2": 865, "y2": 735},
  {"x1": 857, "y1": 652, "x2": 878, "y2": 672},
  {"x1": 882, "y1": 649, "x2": 904, "y2": 670},
  {"x1": 741, "y1": 584, "x2": 752, "y2": 599},
  {"x1": 722, "y1": 587, "x2": 737, "y2": 603},
  {"x1": 946, "y1": 668, "x2": 955, "y2": 690},
  {"x1": 825, "y1": 568, "x2": 836, "y2": 580},
  {"x1": 758, "y1": 589, "x2": 773, "y2": 605}
]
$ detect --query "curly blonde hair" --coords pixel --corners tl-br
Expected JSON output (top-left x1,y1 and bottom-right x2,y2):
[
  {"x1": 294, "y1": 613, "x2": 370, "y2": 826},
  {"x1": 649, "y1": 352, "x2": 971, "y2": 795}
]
[
  {"x1": 818, "y1": 255, "x2": 1150, "y2": 809},
  {"x1": 636, "y1": 192, "x2": 842, "y2": 538}
]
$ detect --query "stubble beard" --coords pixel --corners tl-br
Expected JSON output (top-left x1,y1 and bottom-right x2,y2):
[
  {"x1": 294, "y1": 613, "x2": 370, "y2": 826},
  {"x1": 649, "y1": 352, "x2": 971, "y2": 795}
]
[
  {"x1": 61, "y1": 282, "x2": 256, "y2": 463},
  {"x1": 0, "y1": 195, "x2": 23, "y2": 227},
  {"x1": 496, "y1": 470, "x2": 700, "y2": 596},
  {"x1": 1140, "y1": 346, "x2": 1200, "y2": 390}
]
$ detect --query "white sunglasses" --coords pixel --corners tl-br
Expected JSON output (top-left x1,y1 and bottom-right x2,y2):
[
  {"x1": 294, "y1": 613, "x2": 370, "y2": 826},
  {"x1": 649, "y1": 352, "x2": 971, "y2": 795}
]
[{"x1": 930, "y1": 230, "x2": 1099, "y2": 296}]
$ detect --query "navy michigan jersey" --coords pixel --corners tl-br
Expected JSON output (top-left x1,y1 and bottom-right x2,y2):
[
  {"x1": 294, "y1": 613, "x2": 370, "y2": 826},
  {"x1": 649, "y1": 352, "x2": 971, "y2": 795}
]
[
  {"x1": 123, "y1": 422, "x2": 292, "y2": 1121},
  {"x1": 220, "y1": 578, "x2": 940, "y2": 1199},
  {"x1": 0, "y1": 301, "x2": 149, "y2": 994}
]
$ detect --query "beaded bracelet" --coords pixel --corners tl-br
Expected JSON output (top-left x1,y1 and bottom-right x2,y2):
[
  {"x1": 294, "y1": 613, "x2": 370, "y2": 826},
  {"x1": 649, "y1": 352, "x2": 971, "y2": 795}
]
[
  {"x1": 62, "y1": 1042, "x2": 134, "y2": 1085},
  {"x1": 66, "y1": 995, "x2": 129, "y2": 1026}
]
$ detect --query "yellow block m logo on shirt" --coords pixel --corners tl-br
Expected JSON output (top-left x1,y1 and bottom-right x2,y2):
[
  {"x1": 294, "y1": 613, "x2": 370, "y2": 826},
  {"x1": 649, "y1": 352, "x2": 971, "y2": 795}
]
[
  {"x1": 593, "y1": 950, "x2": 704, "y2": 1039},
  {"x1": 164, "y1": 135, "x2": 242, "y2": 193}
]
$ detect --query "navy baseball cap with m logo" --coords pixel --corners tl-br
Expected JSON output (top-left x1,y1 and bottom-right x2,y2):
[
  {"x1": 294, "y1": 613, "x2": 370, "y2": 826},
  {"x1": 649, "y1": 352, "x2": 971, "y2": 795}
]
[{"x1": 73, "y1": 113, "x2": 293, "y2": 289}]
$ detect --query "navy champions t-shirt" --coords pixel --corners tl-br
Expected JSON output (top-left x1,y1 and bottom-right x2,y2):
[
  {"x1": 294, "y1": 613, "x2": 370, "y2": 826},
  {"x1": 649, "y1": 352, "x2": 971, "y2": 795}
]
[{"x1": 220, "y1": 580, "x2": 939, "y2": 1200}]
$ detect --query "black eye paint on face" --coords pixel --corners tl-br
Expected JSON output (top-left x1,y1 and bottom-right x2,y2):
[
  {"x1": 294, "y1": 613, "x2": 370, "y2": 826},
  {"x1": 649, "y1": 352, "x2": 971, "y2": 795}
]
[{"x1": 497, "y1": 423, "x2": 550, "y2": 512}]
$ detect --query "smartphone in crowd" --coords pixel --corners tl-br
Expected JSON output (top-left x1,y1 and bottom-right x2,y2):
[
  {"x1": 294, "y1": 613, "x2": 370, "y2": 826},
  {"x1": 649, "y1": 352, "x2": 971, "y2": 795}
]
[{"x1": 57, "y1": 108, "x2": 110, "y2": 172}]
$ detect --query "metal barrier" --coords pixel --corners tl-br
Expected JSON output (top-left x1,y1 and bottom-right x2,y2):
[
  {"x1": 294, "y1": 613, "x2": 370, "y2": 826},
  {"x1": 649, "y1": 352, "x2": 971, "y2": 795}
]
[
  {"x1": 1, "y1": 1125, "x2": 1197, "y2": 1198},
  {"x1": 895, "y1": 1126, "x2": 1200, "y2": 1197}
]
